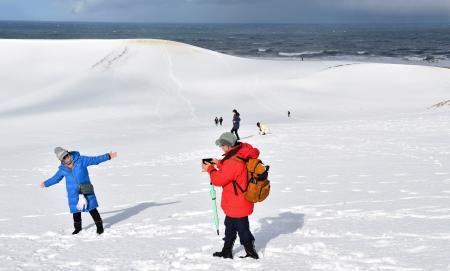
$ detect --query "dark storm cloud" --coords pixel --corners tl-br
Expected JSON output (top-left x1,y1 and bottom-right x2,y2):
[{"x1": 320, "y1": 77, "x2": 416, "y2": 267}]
[{"x1": 5, "y1": 0, "x2": 450, "y2": 22}]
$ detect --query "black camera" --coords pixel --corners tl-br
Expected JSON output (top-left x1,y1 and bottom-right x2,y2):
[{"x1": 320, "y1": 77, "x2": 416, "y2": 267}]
[{"x1": 202, "y1": 158, "x2": 214, "y2": 164}]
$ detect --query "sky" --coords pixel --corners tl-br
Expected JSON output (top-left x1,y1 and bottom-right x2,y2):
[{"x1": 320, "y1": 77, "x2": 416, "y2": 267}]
[{"x1": 0, "y1": 0, "x2": 449, "y2": 23}]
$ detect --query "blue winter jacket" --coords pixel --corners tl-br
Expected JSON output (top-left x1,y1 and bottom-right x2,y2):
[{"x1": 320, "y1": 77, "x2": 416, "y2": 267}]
[
  {"x1": 232, "y1": 114, "x2": 241, "y2": 129},
  {"x1": 44, "y1": 151, "x2": 111, "y2": 213}
]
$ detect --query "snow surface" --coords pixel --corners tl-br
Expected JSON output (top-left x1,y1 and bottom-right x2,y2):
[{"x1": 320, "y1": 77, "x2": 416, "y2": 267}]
[{"x1": 0, "y1": 39, "x2": 449, "y2": 270}]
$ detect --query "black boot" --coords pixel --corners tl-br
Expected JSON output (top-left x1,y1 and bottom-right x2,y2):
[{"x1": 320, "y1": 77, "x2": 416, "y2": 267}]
[
  {"x1": 89, "y1": 209, "x2": 104, "y2": 235},
  {"x1": 72, "y1": 221, "x2": 82, "y2": 235},
  {"x1": 213, "y1": 239, "x2": 235, "y2": 259},
  {"x1": 240, "y1": 241, "x2": 259, "y2": 259},
  {"x1": 95, "y1": 221, "x2": 104, "y2": 235}
]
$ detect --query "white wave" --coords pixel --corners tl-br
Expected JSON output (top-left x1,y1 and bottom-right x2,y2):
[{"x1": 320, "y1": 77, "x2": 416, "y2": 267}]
[
  {"x1": 404, "y1": 55, "x2": 448, "y2": 62},
  {"x1": 278, "y1": 50, "x2": 324, "y2": 57},
  {"x1": 404, "y1": 56, "x2": 428, "y2": 62}
]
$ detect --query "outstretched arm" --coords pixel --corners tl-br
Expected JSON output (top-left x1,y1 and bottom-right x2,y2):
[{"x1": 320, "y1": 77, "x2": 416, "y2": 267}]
[
  {"x1": 81, "y1": 152, "x2": 117, "y2": 167},
  {"x1": 41, "y1": 170, "x2": 64, "y2": 188}
]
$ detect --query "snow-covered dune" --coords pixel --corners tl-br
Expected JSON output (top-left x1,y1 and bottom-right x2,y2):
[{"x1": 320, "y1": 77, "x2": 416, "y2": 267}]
[
  {"x1": 0, "y1": 40, "x2": 449, "y2": 270},
  {"x1": 0, "y1": 39, "x2": 449, "y2": 124}
]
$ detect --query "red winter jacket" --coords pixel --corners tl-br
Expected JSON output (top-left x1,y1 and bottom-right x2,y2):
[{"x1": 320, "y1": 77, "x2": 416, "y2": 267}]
[{"x1": 207, "y1": 143, "x2": 260, "y2": 218}]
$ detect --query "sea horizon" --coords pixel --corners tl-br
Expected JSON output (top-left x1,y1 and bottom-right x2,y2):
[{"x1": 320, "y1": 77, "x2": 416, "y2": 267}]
[{"x1": 1, "y1": 20, "x2": 449, "y2": 67}]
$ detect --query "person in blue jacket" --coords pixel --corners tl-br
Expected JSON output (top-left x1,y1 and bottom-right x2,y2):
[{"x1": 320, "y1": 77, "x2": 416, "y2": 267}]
[
  {"x1": 40, "y1": 147, "x2": 117, "y2": 235},
  {"x1": 231, "y1": 109, "x2": 241, "y2": 140}
]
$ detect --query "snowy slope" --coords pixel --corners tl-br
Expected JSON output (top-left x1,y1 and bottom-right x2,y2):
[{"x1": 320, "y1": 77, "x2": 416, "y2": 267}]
[
  {"x1": 0, "y1": 39, "x2": 449, "y2": 270},
  {"x1": 0, "y1": 39, "x2": 449, "y2": 123}
]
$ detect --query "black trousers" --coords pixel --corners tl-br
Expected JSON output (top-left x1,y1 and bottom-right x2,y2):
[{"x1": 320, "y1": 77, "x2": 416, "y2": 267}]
[
  {"x1": 73, "y1": 208, "x2": 102, "y2": 223},
  {"x1": 230, "y1": 128, "x2": 240, "y2": 140},
  {"x1": 224, "y1": 216, "x2": 255, "y2": 245}
]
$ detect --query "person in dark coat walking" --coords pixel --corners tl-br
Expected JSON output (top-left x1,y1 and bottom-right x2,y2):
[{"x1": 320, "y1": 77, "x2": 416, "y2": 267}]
[
  {"x1": 219, "y1": 117, "x2": 223, "y2": 126},
  {"x1": 231, "y1": 109, "x2": 241, "y2": 140},
  {"x1": 39, "y1": 147, "x2": 117, "y2": 235},
  {"x1": 288, "y1": 110, "x2": 291, "y2": 118},
  {"x1": 215, "y1": 117, "x2": 219, "y2": 126}
]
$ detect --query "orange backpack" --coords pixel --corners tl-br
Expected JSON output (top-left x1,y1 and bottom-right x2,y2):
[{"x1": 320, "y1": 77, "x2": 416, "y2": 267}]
[{"x1": 231, "y1": 157, "x2": 271, "y2": 203}]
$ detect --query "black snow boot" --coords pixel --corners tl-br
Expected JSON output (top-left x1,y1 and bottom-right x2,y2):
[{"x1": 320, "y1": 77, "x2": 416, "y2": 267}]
[
  {"x1": 72, "y1": 222, "x2": 82, "y2": 235},
  {"x1": 89, "y1": 209, "x2": 104, "y2": 235},
  {"x1": 95, "y1": 221, "x2": 104, "y2": 235},
  {"x1": 240, "y1": 241, "x2": 259, "y2": 259},
  {"x1": 213, "y1": 239, "x2": 235, "y2": 259}
]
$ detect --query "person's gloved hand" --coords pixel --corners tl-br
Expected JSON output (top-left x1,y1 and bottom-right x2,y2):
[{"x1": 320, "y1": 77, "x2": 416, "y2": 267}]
[{"x1": 77, "y1": 194, "x2": 88, "y2": 211}]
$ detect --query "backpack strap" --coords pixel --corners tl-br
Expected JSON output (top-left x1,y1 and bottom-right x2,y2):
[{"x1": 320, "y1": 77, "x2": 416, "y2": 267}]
[
  {"x1": 232, "y1": 180, "x2": 247, "y2": 196},
  {"x1": 229, "y1": 156, "x2": 250, "y2": 196},
  {"x1": 221, "y1": 143, "x2": 242, "y2": 162},
  {"x1": 221, "y1": 144, "x2": 249, "y2": 196}
]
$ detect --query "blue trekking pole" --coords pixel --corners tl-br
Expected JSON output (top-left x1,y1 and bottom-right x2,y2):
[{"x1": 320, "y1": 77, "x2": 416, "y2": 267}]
[{"x1": 210, "y1": 182, "x2": 220, "y2": 235}]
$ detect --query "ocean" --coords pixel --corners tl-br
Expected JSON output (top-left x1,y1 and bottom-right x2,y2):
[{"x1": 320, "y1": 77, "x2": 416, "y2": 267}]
[{"x1": 1, "y1": 21, "x2": 450, "y2": 67}]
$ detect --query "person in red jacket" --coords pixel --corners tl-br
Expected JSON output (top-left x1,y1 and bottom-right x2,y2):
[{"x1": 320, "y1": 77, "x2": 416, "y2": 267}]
[{"x1": 202, "y1": 132, "x2": 260, "y2": 259}]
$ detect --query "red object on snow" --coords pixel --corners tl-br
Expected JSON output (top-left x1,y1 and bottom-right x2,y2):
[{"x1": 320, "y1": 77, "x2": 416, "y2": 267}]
[{"x1": 207, "y1": 143, "x2": 260, "y2": 218}]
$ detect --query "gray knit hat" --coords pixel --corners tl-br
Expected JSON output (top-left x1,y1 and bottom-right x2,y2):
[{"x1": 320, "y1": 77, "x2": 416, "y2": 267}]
[
  {"x1": 215, "y1": 132, "x2": 237, "y2": 147},
  {"x1": 54, "y1": 147, "x2": 69, "y2": 161}
]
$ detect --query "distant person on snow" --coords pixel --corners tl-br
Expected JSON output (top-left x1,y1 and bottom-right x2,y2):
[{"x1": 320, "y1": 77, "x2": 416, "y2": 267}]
[
  {"x1": 39, "y1": 147, "x2": 117, "y2": 235},
  {"x1": 202, "y1": 132, "x2": 259, "y2": 259},
  {"x1": 215, "y1": 117, "x2": 219, "y2": 126},
  {"x1": 231, "y1": 109, "x2": 241, "y2": 140},
  {"x1": 256, "y1": 122, "x2": 270, "y2": 135},
  {"x1": 288, "y1": 110, "x2": 291, "y2": 118},
  {"x1": 219, "y1": 117, "x2": 223, "y2": 126}
]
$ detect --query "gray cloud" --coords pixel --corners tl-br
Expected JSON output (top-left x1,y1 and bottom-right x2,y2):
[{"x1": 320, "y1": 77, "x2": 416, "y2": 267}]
[
  {"x1": 53, "y1": 0, "x2": 450, "y2": 22},
  {"x1": 65, "y1": 0, "x2": 150, "y2": 13},
  {"x1": 340, "y1": 0, "x2": 450, "y2": 13},
  {"x1": 66, "y1": 0, "x2": 450, "y2": 11}
]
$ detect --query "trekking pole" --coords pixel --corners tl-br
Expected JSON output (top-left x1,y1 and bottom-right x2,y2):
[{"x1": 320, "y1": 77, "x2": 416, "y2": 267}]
[{"x1": 209, "y1": 183, "x2": 220, "y2": 235}]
